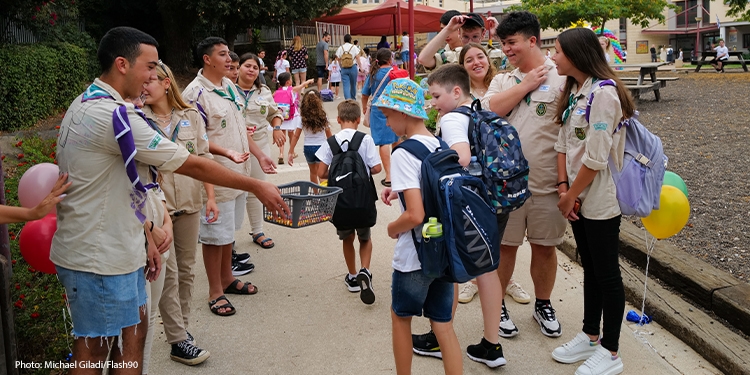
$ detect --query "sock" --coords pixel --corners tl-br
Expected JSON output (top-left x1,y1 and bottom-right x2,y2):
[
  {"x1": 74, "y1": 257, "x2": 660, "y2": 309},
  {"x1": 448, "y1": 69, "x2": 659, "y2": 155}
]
[
  {"x1": 480, "y1": 337, "x2": 499, "y2": 348},
  {"x1": 349, "y1": 273, "x2": 357, "y2": 279},
  {"x1": 535, "y1": 298, "x2": 551, "y2": 306}
]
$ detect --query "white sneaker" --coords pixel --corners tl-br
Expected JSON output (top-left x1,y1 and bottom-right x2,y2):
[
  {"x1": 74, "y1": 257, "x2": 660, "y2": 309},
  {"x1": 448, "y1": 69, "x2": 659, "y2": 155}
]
[
  {"x1": 498, "y1": 303, "x2": 519, "y2": 338},
  {"x1": 575, "y1": 346, "x2": 623, "y2": 375},
  {"x1": 505, "y1": 279, "x2": 531, "y2": 304},
  {"x1": 533, "y1": 302, "x2": 562, "y2": 337},
  {"x1": 458, "y1": 282, "x2": 479, "y2": 303},
  {"x1": 552, "y1": 332, "x2": 599, "y2": 364}
]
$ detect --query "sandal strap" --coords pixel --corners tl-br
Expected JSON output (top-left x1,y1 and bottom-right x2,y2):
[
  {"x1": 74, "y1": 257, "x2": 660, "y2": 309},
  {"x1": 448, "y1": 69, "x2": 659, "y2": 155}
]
[{"x1": 208, "y1": 295, "x2": 229, "y2": 306}]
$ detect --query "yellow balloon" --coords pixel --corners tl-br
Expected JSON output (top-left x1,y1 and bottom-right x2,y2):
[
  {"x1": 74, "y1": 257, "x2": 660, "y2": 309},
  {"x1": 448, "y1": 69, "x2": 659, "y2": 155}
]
[{"x1": 641, "y1": 186, "x2": 690, "y2": 239}]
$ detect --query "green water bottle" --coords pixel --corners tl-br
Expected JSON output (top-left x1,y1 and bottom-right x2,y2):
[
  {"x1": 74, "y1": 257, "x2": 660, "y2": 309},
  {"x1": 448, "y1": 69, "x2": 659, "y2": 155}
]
[{"x1": 422, "y1": 217, "x2": 443, "y2": 238}]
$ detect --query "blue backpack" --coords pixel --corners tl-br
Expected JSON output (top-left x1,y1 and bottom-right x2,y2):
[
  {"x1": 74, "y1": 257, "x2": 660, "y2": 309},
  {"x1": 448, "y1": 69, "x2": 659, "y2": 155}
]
[
  {"x1": 451, "y1": 100, "x2": 531, "y2": 214},
  {"x1": 585, "y1": 80, "x2": 668, "y2": 217},
  {"x1": 395, "y1": 137, "x2": 500, "y2": 283}
]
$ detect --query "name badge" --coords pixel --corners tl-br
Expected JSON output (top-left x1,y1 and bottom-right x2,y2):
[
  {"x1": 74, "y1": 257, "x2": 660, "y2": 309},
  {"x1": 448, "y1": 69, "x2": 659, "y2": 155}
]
[
  {"x1": 180, "y1": 120, "x2": 191, "y2": 127},
  {"x1": 574, "y1": 108, "x2": 586, "y2": 116},
  {"x1": 539, "y1": 85, "x2": 550, "y2": 92}
]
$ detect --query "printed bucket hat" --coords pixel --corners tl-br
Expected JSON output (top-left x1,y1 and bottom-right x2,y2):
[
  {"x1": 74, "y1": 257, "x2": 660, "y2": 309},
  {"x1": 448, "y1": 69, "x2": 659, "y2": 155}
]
[{"x1": 373, "y1": 78, "x2": 429, "y2": 120}]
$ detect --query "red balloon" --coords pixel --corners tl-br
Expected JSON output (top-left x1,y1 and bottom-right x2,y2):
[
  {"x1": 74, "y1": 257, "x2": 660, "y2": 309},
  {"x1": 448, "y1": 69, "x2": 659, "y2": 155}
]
[{"x1": 19, "y1": 214, "x2": 57, "y2": 274}]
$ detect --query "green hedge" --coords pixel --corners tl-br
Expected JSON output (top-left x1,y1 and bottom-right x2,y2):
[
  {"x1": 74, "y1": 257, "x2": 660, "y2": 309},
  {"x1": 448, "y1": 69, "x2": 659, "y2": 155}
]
[{"x1": 0, "y1": 43, "x2": 90, "y2": 131}]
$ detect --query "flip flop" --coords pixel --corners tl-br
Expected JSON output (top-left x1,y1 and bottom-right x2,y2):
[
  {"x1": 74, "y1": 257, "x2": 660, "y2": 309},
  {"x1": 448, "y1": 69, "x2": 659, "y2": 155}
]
[
  {"x1": 252, "y1": 232, "x2": 275, "y2": 248},
  {"x1": 208, "y1": 295, "x2": 236, "y2": 316},
  {"x1": 224, "y1": 279, "x2": 258, "y2": 295}
]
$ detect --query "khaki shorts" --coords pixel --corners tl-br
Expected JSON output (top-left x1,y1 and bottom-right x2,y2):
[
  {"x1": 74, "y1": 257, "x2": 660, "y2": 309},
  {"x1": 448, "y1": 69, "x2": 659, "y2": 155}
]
[
  {"x1": 501, "y1": 193, "x2": 567, "y2": 247},
  {"x1": 199, "y1": 193, "x2": 247, "y2": 246}
]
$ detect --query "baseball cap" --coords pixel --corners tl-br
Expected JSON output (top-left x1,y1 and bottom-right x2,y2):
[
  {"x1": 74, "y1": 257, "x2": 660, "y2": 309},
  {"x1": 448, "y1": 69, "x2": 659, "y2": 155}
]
[
  {"x1": 464, "y1": 13, "x2": 485, "y2": 29},
  {"x1": 374, "y1": 79, "x2": 429, "y2": 120}
]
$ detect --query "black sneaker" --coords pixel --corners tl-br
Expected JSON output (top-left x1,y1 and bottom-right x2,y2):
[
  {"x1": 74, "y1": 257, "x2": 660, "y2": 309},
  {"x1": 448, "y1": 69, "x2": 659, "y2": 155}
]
[
  {"x1": 231, "y1": 261, "x2": 255, "y2": 276},
  {"x1": 412, "y1": 330, "x2": 441, "y2": 358},
  {"x1": 170, "y1": 340, "x2": 210, "y2": 365},
  {"x1": 344, "y1": 274, "x2": 360, "y2": 292},
  {"x1": 499, "y1": 301, "x2": 519, "y2": 338},
  {"x1": 533, "y1": 301, "x2": 562, "y2": 337},
  {"x1": 232, "y1": 242, "x2": 251, "y2": 264},
  {"x1": 357, "y1": 268, "x2": 375, "y2": 305},
  {"x1": 466, "y1": 338, "x2": 507, "y2": 368},
  {"x1": 186, "y1": 331, "x2": 195, "y2": 345}
]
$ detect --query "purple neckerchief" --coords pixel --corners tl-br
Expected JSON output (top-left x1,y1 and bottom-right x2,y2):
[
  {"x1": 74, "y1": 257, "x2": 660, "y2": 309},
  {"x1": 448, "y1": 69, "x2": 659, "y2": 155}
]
[
  {"x1": 188, "y1": 88, "x2": 209, "y2": 128},
  {"x1": 81, "y1": 83, "x2": 159, "y2": 223}
]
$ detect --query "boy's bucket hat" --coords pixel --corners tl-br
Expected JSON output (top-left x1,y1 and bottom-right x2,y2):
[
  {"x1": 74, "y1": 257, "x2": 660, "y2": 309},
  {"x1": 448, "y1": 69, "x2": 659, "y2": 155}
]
[{"x1": 374, "y1": 78, "x2": 429, "y2": 120}]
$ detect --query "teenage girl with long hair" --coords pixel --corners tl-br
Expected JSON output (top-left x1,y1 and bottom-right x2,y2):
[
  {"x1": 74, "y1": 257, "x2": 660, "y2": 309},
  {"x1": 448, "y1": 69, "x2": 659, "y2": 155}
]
[
  {"x1": 361, "y1": 48, "x2": 399, "y2": 187},
  {"x1": 550, "y1": 27, "x2": 634, "y2": 375},
  {"x1": 287, "y1": 90, "x2": 333, "y2": 183},
  {"x1": 288, "y1": 36, "x2": 309, "y2": 86}
]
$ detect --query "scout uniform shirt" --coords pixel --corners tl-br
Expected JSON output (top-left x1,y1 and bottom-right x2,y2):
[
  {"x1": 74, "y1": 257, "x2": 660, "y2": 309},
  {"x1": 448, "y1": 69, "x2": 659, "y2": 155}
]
[
  {"x1": 433, "y1": 44, "x2": 462, "y2": 70},
  {"x1": 52, "y1": 78, "x2": 190, "y2": 276},
  {"x1": 554, "y1": 77, "x2": 625, "y2": 220},
  {"x1": 481, "y1": 58, "x2": 566, "y2": 196},
  {"x1": 236, "y1": 84, "x2": 283, "y2": 143},
  {"x1": 183, "y1": 69, "x2": 251, "y2": 204},
  {"x1": 142, "y1": 106, "x2": 212, "y2": 215}
]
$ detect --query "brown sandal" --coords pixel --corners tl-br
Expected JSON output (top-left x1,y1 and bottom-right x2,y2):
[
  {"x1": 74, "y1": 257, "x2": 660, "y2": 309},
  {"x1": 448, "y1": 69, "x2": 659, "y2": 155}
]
[{"x1": 224, "y1": 279, "x2": 258, "y2": 295}]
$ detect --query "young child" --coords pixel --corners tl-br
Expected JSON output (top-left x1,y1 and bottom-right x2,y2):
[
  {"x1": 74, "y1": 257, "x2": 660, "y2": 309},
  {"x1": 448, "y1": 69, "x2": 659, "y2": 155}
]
[
  {"x1": 375, "y1": 78, "x2": 462, "y2": 375},
  {"x1": 427, "y1": 64, "x2": 508, "y2": 368},
  {"x1": 550, "y1": 27, "x2": 632, "y2": 375},
  {"x1": 274, "y1": 72, "x2": 312, "y2": 164},
  {"x1": 328, "y1": 57, "x2": 342, "y2": 98},
  {"x1": 287, "y1": 90, "x2": 333, "y2": 183},
  {"x1": 274, "y1": 50, "x2": 290, "y2": 81},
  {"x1": 315, "y1": 100, "x2": 381, "y2": 304}
]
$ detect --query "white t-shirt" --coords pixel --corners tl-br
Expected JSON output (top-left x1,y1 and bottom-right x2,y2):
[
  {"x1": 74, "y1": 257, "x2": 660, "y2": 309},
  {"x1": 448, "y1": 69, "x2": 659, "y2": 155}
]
[
  {"x1": 315, "y1": 128, "x2": 381, "y2": 174},
  {"x1": 715, "y1": 45, "x2": 729, "y2": 59},
  {"x1": 401, "y1": 36, "x2": 410, "y2": 52},
  {"x1": 296, "y1": 120, "x2": 329, "y2": 146},
  {"x1": 390, "y1": 135, "x2": 441, "y2": 272},
  {"x1": 328, "y1": 61, "x2": 342, "y2": 82},
  {"x1": 438, "y1": 106, "x2": 471, "y2": 147},
  {"x1": 275, "y1": 59, "x2": 290, "y2": 78}
]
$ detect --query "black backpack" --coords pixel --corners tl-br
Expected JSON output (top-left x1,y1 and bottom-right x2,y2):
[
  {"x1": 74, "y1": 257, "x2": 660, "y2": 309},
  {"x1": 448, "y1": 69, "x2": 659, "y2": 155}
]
[{"x1": 327, "y1": 131, "x2": 377, "y2": 230}]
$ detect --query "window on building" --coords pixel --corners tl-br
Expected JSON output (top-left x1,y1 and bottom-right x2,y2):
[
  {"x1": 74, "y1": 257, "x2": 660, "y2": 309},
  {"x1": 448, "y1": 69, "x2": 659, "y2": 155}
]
[
  {"x1": 675, "y1": 0, "x2": 711, "y2": 27},
  {"x1": 351, "y1": 0, "x2": 358, "y2": 3},
  {"x1": 744, "y1": 34, "x2": 750, "y2": 49},
  {"x1": 439, "y1": 0, "x2": 443, "y2": 7},
  {"x1": 619, "y1": 18, "x2": 627, "y2": 42}
]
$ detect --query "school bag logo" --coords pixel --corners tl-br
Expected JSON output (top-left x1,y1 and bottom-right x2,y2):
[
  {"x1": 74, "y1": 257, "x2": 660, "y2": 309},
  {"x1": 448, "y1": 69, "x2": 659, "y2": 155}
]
[
  {"x1": 340, "y1": 45, "x2": 355, "y2": 68},
  {"x1": 395, "y1": 138, "x2": 500, "y2": 283},
  {"x1": 327, "y1": 131, "x2": 377, "y2": 230},
  {"x1": 585, "y1": 80, "x2": 667, "y2": 217},
  {"x1": 273, "y1": 87, "x2": 297, "y2": 120},
  {"x1": 451, "y1": 100, "x2": 531, "y2": 214}
]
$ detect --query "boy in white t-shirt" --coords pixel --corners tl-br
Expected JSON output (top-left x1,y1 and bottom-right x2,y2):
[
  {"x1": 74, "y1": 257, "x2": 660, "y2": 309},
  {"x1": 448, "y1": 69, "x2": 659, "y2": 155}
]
[
  {"x1": 427, "y1": 64, "x2": 509, "y2": 368},
  {"x1": 328, "y1": 58, "x2": 342, "y2": 98},
  {"x1": 374, "y1": 78, "x2": 462, "y2": 375},
  {"x1": 316, "y1": 100, "x2": 382, "y2": 304}
]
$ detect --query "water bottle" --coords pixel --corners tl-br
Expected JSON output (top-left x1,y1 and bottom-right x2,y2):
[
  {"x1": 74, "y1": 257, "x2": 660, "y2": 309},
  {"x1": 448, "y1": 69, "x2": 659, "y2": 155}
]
[
  {"x1": 422, "y1": 217, "x2": 443, "y2": 238},
  {"x1": 467, "y1": 156, "x2": 482, "y2": 177}
]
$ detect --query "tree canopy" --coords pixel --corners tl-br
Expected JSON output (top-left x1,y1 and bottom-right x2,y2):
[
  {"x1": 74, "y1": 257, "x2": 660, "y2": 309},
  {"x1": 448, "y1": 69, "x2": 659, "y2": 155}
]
[
  {"x1": 508, "y1": 0, "x2": 673, "y2": 34},
  {"x1": 726, "y1": 0, "x2": 750, "y2": 20}
]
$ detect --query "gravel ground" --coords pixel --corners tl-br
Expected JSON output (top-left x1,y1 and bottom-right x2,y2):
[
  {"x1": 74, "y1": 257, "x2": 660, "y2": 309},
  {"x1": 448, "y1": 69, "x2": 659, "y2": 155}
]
[{"x1": 623, "y1": 69, "x2": 750, "y2": 282}]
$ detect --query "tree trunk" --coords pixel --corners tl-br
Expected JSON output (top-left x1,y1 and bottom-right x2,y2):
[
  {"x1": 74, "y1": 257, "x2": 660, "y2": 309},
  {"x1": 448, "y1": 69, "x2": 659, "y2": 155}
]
[
  {"x1": 599, "y1": 19, "x2": 607, "y2": 35},
  {"x1": 157, "y1": 0, "x2": 196, "y2": 73}
]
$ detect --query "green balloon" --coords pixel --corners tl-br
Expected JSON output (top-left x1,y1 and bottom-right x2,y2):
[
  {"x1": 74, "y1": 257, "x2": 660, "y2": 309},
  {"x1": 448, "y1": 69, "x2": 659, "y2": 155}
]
[{"x1": 663, "y1": 171, "x2": 688, "y2": 197}]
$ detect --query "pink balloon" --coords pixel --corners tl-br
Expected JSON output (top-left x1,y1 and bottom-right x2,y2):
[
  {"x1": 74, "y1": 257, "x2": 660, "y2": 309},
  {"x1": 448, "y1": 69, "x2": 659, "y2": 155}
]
[{"x1": 18, "y1": 163, "x2": 60, "y2": 211}]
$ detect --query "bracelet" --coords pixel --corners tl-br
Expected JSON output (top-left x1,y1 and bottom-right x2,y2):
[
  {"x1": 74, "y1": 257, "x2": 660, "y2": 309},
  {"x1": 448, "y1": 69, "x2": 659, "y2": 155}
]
[
  {"x1": 555, "y1": 181, "x2": 569, "y2": 188},
  {"x1": 149, "y1": 221, "x2": 155, "y2": 232}
]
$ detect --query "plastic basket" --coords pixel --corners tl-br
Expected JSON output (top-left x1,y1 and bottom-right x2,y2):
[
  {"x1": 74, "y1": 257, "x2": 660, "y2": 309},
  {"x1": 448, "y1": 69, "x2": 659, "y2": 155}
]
[{"x1": 263, "y1": 181, "x2": 342, "y2": 228}]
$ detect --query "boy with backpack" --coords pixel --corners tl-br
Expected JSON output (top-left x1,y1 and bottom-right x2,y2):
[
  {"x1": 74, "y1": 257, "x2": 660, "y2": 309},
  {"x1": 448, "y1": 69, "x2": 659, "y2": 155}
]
[
  {"x1": 424, "y1": 64, "x2": 512, "y2": 368},
  {"x1": 376, "y1": 78, "x2": 463, "y2": 375},
  {"x1": 315, "y1": 100, "x2": 382, "y2": 305}
]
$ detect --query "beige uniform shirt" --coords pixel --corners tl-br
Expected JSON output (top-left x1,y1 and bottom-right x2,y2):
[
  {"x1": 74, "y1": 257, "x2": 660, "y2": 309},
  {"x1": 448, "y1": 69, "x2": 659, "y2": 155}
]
[
  {"x1": 481, "y1": 59, "x2": 566, "y2": 195},
  {"x1": 554, "y1": 77, "x2": 625, "y2": 220},
  {"x1": 237, "y1": 84, "x2": 282, "y2": 140},
  {"x1": 433, "y1": 44, "x2": 462, "y2": 70},
  {"x1": 183, "y1": 70, "x2": 250, "y2": 203},
  {"x1": 52, "y1": 78, "x2": 190, "y2": 275},
  {"x1": 142, "y1": 107, "x2": 212, "y2": 215}
]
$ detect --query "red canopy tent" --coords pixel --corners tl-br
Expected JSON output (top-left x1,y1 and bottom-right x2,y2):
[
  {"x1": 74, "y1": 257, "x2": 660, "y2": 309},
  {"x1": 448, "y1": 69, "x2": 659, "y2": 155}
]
[{"x1": 316, "y1": 0, "x2": 443, "y2": 36}]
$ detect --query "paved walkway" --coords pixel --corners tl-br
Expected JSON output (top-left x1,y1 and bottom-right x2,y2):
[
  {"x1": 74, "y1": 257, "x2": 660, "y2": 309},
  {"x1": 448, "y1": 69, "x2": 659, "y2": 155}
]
[{"x1": 148, "y1": 97, "x2": 719, "y2": 374}]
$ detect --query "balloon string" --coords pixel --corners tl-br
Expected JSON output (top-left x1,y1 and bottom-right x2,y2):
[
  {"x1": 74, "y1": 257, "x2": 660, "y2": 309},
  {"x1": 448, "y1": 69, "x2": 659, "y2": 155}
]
[{"x1": 640, "y1": 228, "x2": 657, "y2": 326}]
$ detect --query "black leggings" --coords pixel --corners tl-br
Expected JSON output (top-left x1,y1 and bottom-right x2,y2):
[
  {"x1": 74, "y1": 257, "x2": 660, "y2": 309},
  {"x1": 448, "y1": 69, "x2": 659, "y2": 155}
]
[{"x1": 570, "y1": 214, "x2": 624, "y2": 352}]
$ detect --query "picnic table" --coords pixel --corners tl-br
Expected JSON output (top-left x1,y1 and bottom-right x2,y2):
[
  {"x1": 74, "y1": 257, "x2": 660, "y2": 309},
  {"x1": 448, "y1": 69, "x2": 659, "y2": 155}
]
[
  {"x1": 693, "y1": 51, "x2": 748, "y2": 72},
  {"x1": 611, "y1": 62, "x2": 671, "y2": 101}
]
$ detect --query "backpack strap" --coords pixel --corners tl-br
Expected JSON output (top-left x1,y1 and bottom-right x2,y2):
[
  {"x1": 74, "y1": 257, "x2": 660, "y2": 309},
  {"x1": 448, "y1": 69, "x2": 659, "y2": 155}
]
[
  {"x1": 348, "y1": 131, "x2": 366, "y2": 152},
  {"x1": 584, "y1": 79, "x2": 630, "y2": 135},
  {"x1": 327, "y1": 134, "x2": 343, "y2": 155},
  {"x1": 392, "y1": 137, "x2": 447, "y2": 159}
]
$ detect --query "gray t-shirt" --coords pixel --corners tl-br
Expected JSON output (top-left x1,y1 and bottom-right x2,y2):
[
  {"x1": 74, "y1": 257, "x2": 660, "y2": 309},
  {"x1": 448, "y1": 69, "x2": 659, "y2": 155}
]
[{"x1": 316, "y1": 40, "x2": 329, "y2": 66}]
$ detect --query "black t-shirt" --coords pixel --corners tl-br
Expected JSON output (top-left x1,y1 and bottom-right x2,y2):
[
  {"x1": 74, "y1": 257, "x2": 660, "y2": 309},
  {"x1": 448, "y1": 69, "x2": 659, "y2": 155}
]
[{"x1": 650, "y1": 47, "x2": 656, "y2": 54}]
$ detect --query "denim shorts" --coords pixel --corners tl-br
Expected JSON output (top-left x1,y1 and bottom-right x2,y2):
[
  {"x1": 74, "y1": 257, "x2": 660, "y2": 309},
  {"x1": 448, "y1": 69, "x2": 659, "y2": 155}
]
[
  {"x1": 400, "y1": 51, "x2": 409, "y2": 63},
  {"x1": 292, "y1": 68, "x2": 307, "y2": 74},
  {"x1": 391, "y1": 269, "x2": 454, "y2": 322},
  {"x1": 56, "y1": 266, "x2": 147, "y2": 338},
  {"x1": 316, "y1": 66, "x2": 326, "y2": 78},
  {"x1": 303, "y1": 145, "x2": 322, "y2": 163},
  {"x1": 199, "y1": 192, "x2": 247, "y2": 245}
]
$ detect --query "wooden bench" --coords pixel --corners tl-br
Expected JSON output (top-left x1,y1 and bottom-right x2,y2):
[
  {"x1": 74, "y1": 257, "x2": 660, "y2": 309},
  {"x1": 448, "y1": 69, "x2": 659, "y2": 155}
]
[
  {"x1": 624, "y1": 81, "x2": 662, "y2": 100},
  {"x1": 693, "y1": 51, "x2": 748, "y2": 72},
  {"x1": 620, "y1": 76, "x2": 679, "y2": 88}
]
